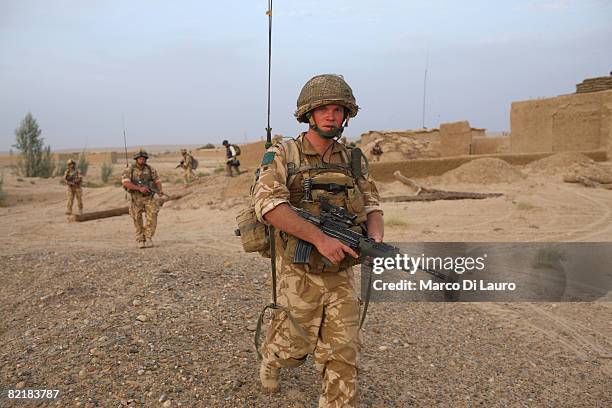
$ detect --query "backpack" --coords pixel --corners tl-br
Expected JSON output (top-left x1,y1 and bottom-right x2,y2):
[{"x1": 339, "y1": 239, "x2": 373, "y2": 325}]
[
  {"x1": 191, "y1": 157, "x2": 199, "y2": 170},
  {"x1": 232, "y1": 144, "x2": 241, "y2": 156}
]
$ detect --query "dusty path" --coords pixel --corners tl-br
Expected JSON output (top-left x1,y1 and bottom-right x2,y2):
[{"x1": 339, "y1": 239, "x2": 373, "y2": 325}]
[{"x1": 1, "y1": 164, "x2": 611, "y2": 407}]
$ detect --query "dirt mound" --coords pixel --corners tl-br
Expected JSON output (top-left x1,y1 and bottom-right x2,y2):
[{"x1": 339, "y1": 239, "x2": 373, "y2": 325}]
[
  {"x1": 525, "y1": 152, "x2": 593, "y2": 175},
  {"x1": 564, "y1": 161, "x2": 612, "y2": 185},
  {"x1": 441, "y1": 158, "x2": 525, "y2": 185}
]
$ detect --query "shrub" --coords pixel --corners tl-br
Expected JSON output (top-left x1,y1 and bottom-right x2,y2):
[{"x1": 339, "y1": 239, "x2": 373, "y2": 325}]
[
  {"x1": 101, "y1": 162, "x2": 113, "y2": 183},
  {"x1": 0, "y1": 173, "x2": 7, "y2": 206},
  {"x1": 55, "y1": 160, "x2": 68, "y2": 177},
  {"x1": 77, "y1": 151, "x2": 89, "y2": 176}
]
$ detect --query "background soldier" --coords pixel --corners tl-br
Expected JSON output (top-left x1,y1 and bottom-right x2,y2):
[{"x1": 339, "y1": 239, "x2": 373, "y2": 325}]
[
  {"x1": 222, "y1": 140, "x2": 241, "y2": 176},
  {"x1": 121, "y1": 150, "x2": 164, "y2": 249},
  {"x1": 371, "y1": 140, "x2": 383, "y2": 161},
  {"x1": 64, "y1": 159, "x2": 83, "y2": 215},
  {"x1": 178, "y1": 148, "x2": 195, "y2": 185},
  {"x1": 253, "y1": 74, "x2": 384, "y2": 407}
]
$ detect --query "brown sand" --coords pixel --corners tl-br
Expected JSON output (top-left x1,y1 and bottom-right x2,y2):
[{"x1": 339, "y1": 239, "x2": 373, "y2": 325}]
[{"x1": 1, "y1": 151, "x2": 611, "y2": 407}]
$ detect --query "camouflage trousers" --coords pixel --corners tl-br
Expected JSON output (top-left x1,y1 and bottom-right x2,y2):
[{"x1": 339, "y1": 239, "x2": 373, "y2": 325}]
[
  {"x1": 183, "y1": 167, "x2": 194, "y2": 185},
  {"x1": 225, "y1": 160, "x2": 240, "y2": 176},
  {"x1": 129, "y1": 195, "x2": 160, "y2": 242},
  {"x1": 66, "y1": 187, "x2": 83, "y2": 213},
  {"x1": 261, "y1": 259, "x2": 360, "y2": 408}
]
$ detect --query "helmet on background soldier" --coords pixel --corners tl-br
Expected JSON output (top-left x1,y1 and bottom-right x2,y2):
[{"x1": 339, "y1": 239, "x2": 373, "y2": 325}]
[
  {"x1": 66, "y1": 159, "x2": 76, "y2": 165},
  {"x1": 133, "y1": 149, "x2": 149, "y2": 160},
  {"x1": 180, "y1": 148, "x2": 187, "y2": 154},
  {"x1": 295, "y1": 74, "x2": 359, "y2": 124},
  {"x1": 222, "y1": 140, "x2": 229, "y2": 146}
]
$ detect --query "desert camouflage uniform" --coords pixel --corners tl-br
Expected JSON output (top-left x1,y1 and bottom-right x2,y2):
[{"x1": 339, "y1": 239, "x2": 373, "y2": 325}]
[
  {"x1": 181, "y1": 152, "x2": 195, "y2": 185},
  {"x1": 64, "y1": 167, "x2": 83, "y2": 214},
  {"x1": 225, "y1": 144, "x2": 241, "y2": 176},
  {"x1": 253, "y1": 133, "x2": 381, "y2": 408},
  {"x1": 121, "y1": 164, "x2": 161, "y2": 243}
]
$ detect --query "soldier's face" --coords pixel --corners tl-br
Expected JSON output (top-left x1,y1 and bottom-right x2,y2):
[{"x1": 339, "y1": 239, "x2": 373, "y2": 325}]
[
  {"x1": 136, "y1": 157, "x2": 146, "y2": 166},
  {"x1": 312, "y1": 104, "x2": 345, "y2": 132}
]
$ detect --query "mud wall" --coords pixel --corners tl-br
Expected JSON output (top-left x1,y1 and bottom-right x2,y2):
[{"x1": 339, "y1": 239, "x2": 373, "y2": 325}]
[
  {"x1": 439, "y1": 121, "x2": 472, "y2": 157},
  {"x1": 369, "y1": 150, "x2": 606, "y2": 182},
  {"x1": 510, "y1": 90, "x2": 612, "y2": 155}
]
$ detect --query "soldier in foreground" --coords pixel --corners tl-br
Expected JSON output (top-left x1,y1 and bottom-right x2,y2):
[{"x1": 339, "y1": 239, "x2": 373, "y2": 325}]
[
  {"x1": 253, "y1": 74, "x2": 384, "y2": 407},
  {"x1": 121, "y1": 150, "x2": 164, "y2": 249},
  {"x1": 222, "y1": 140, "x2": 241, "y2": 176},
  {"x1": 178, "y1": 148, "x2": 195, "y2": 185},
  {"x1": 64, "y1": 159, "x2": 83, "y2": 215}
]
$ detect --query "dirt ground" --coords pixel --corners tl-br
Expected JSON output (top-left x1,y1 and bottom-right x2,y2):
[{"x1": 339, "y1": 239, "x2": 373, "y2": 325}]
[{"x1": 1, "y1": 150, "x2": 611, "y2": 407}]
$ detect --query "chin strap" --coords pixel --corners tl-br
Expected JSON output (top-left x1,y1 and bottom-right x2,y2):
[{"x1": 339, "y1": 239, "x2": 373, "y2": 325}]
[{"x1": 308, "y1": 114, "x2": 348, "y2": 140}]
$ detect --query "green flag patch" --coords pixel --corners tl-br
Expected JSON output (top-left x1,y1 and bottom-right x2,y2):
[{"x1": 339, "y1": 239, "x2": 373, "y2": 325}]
[{"x1": 261, "y1": 151, "x2": 276, "y2": 166}]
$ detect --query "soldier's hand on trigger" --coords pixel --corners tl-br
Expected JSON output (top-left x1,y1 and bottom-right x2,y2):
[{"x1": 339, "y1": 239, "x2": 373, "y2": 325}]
[
  {"x1": 315, "y1": 235, "x2": 358, "y2": 265},
  {"x1": 138, "y1": 185, "x2": 150, "y2": 194}
]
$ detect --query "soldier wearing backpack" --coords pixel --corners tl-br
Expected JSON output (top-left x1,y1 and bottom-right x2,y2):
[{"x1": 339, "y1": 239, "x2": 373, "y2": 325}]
[
  {"x1": 252, "y1": 74, "x2": 384, "y2": 407},
  {"x1": 179, "y1": 148, "x2": 197, "y2": 185},
  {"x1": 222, "y1": 140, "x2": 241, "y2": 176}
]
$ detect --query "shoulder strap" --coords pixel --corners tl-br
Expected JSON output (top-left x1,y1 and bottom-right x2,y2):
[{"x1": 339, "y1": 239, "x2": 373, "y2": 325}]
[{"x1": 282, "y1": 138, "x2": 303, "y2": 186}]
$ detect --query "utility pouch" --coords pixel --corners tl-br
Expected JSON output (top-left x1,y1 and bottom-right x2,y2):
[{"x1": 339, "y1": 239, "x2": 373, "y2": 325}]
[{"x1": 236, "y1": 206, "x2": 270, "y2": 257}]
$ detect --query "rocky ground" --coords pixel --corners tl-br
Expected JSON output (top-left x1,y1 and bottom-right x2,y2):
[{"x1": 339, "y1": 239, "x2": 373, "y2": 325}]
[{"x1": 1, "y1": 152, "x2": 611, "y2": 407}]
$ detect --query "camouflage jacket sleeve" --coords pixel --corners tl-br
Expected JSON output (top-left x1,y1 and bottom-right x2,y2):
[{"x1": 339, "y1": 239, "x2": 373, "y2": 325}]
[
  {"x1": 357, "y1": 166, "x2": 382, "y2": 215},
  {"x1": 252, "y1": 144, "x2": 291, "y2": 224},
  {"x1": 121, "y1": 167, "x2": 131, "y2": 184},
  {"x1": 63, "y1": 169, "x2": 70, "y2": 181},
  {"x1": 184, "y1": 155, "x2": 193, "y2": 168},
  {"x1": 150, "y1": 167, "x2": 161, "y2": 183}
]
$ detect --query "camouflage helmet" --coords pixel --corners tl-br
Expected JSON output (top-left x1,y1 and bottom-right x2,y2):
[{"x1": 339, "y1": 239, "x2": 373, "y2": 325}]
[
  {"x1": 66, "y1": 159, "x2": 76, "y2": 165},
  {"x1": 295, "y1": 74, "x2": 359, "y2": 123},
  {"x1": 133, "y1": 149, "x2": 149, "y2": 160}
]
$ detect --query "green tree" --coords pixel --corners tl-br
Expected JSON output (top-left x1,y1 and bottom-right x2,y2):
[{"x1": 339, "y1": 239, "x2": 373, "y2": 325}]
[{"x1": 13, "y1": 113, "x2": 55, "y2": 177}]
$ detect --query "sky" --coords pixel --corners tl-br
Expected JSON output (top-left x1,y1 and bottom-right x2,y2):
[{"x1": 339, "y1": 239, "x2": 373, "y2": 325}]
[{"x1": 1, "y1": 0, "x2": 611, "y2": 151}]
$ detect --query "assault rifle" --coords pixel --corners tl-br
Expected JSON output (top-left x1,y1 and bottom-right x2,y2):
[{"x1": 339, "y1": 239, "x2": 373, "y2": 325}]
[
  {"x1": 133, "y1": 180, "x2": 165, "y2": 197},
  {"x1": 292, "y1": 201, "x2": 459, "y2": 300},
  {"x1": 292, "y1": 202, "x2": 397, "y2": 266},
  {"x1": 175, "y1": 160, "x2": 184, "y2": 169}
]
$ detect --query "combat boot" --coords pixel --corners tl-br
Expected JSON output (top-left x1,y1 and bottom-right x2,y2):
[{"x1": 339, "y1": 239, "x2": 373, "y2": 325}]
[
  {"x1": 138, "y1": 241, "x2": 146, "y2": 249},
  {"x1": 259, "y1": 360, "x2": 280, "y2": 393},
  {"x1": 146, "y1": 239, "x2": 154, "y2": 248}
]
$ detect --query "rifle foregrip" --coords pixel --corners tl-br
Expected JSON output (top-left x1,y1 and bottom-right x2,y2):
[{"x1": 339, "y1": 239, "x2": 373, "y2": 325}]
[{"x1": 293, "y1": 239, "x2": 313, "y2": 264}]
